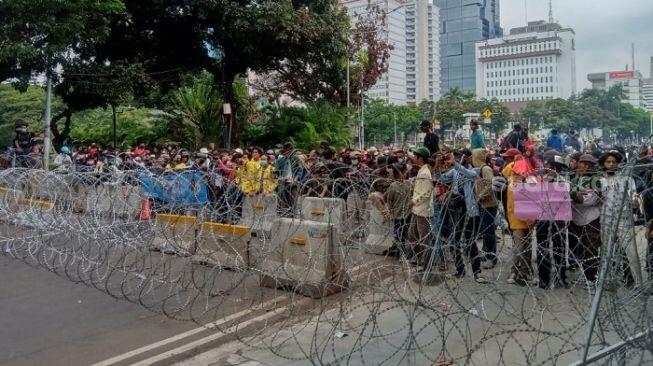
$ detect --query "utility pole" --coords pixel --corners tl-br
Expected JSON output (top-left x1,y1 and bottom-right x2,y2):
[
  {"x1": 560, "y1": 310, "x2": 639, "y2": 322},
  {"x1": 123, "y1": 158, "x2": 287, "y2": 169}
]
[{"x1": 43, "y1": 75, "x2": 52, "y2": 170}]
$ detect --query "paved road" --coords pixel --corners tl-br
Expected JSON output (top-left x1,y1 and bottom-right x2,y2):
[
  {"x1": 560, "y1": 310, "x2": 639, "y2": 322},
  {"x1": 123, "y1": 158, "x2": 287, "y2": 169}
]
[{"x1": 0, "y1": 255, "x2": 197, "y2": 366}]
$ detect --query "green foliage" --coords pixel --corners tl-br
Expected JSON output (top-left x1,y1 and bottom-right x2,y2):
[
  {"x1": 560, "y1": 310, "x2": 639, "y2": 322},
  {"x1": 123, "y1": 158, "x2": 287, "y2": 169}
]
[
  {"x1": 0, "y1": 0, "x2": 125, "y2": 86},
  {"x1": 363, "y1": 99, "x2": 423, "y2": 145},
  {"x1": 69, "y1": 108, "x2": 166, "y2": 148},
  {"x1": 244, "y1": 102, "x2": 352, "y2": 150},
  {"x1": 0, "y1": 83, "x2": 64, "y2": 146}
]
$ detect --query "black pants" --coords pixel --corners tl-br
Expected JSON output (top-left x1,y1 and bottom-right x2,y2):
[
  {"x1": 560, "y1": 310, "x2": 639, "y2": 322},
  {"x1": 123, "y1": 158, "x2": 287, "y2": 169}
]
[
  {"x1": 647, "y1": 240, "x2": 653, "y2": 281},
  {"x1": 535, "y1": 221, "x2": 567, "y2": 287},
  {"x1": 452, "y1": 214, "x2": 481, "y2": 277},
  {"x1": 569, "y1": 219, "x2": 601, "y2": 282}
]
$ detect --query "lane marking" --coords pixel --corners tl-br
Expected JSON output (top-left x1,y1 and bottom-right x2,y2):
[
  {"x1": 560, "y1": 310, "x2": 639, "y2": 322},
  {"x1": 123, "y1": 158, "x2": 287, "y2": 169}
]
[
  {"x1": 94, "y1": 255, "x2": 381, "y2": 365},
  {"x1": 91, "y1": 295, "x2": 285, "y2": 366},
  {"x1": 130, "y1": 305, "x2": 290, "y2": 366}
]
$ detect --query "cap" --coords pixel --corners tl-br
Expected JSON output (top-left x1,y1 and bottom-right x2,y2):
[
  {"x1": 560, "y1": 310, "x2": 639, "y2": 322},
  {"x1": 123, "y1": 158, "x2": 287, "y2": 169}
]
[
  {"x1": 199, "y1": 147, "x2": 209, "y2": 154},
  {"x1": 234, "y1": 148, "x2": 244, "y2": 155},
  {"x1": 546, "y1": 155, "x2": 567, "y2": 167},
  {"x1": 578, "y1": 154, "x2": 596, "y2": 164},
  {"x1": 266, "y1": 149, "x2": 274, "y2": 155},
  {"x1": 414, "y1": 147, "x2": 431, "y2": 159},
  {"x1": 501, "y1": 148, "x2": 521, "y2": 158}
]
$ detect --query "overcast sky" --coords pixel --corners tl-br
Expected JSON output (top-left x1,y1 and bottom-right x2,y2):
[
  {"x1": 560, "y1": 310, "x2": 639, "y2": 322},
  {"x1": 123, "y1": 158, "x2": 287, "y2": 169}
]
[{"x1": 501, "y1": 0, "x2": 653, "y2": 90}]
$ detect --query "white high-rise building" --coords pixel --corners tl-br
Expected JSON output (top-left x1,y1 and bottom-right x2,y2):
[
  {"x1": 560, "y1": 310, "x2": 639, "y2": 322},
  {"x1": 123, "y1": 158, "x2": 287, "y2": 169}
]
[
  {"x1": 342, "y1": 0, "x2": 407, "y2": 105},
  {"x1": 405, "y1": 0, "x2": 440, "y2": 104},
  {"x1": 642, "y1": 56, "x2": 653, "y2": 113},
  {"x1": 474, "y1": 21, "x2": 576, "y2": 109},
  {"x1": 588, "y1": 70, "x2": 645, "y2": 110}
]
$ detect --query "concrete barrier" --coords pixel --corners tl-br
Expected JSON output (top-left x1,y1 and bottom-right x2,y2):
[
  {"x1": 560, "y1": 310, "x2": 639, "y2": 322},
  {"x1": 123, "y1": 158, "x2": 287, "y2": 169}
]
[
  {"x1": 258, "y1": 218, "x2": 349, "y2": 298},
  {"x1": 344, "y1": 191, "x2": 368, "y2": 244},
  {"x1": 300, "y1": 197, "x2": 346, "y2": 226},
  {"x1": 0, "y1": 187, "x2": 25, "y2": 219},
  {"x1": 12, "y1": 198, "x2": 55, "y2": 228},
  {"x1": 150, "y1": 214, "x2": 198, "y2": 255},
  {"x1": 113, "y1": 185, "x2": 141, "y2": 220},
  {"x1": 193, "y1": 222, "x2": 251, "y2": 270},
  {"x1": 363, "y1": 199, "x2": 394, "y2": 255},
  {"x1": 240, "y1": 194, "x2": 278, "y2": 231}
]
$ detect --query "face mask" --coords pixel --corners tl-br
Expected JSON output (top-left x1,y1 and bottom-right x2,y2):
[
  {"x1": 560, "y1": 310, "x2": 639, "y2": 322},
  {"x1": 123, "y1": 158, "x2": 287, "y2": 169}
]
[
  {"x1": 260, "y1": 160, "x2": 267, "y2": 167},
  {"x1": 19, "y1": 128, "x2": 27, "y2": 133}
]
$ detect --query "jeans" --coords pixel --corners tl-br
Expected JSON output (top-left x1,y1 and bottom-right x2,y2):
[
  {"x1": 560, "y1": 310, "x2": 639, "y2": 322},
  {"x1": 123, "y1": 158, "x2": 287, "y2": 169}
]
[
  {"x1": 479, "y1": 207, "x2": 498, "y2": 263},
  {"x1": 430, "y1": 203, "x2": 446, "y2": 262},
  {"x1": 453, "y1": 215, "x2": 481, "y2": 276}
]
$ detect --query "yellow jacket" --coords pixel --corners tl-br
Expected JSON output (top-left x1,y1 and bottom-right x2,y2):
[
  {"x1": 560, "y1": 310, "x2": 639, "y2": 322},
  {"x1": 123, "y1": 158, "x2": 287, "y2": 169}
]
[
  {"x1": 239, "y1": 159, "x2": 262, "y2": 195},
  {"x1": 501, "y1": 162, "x2": 534, "y2": 230},
  {"x1": 261, "y1": 164, "x2": 277, "y2": 194}
]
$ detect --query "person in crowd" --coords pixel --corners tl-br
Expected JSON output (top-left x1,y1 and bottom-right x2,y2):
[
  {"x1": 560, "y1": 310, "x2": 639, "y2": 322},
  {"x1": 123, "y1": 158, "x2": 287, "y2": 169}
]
[
  {"x1": 259, "y1": 153, "x2": 276, "y2": 194},
  {"x1": 53, "y1": 146, "x2": 73, "y2": 171},
  {"x1": 407, "y1": 147, "x2": 433, "y2": 268},
  {"x1": 420, "y1": 120, "x2": 439, "y2": 156},
  {"x1": 534, "y1": 154, "x2": 569, "y2": 289},
  {"x1": 501, "y1": 124, "x2": 527, "y2": 153},
  {"x1": 382, "y1": 163, "x2": 411, "y2": 257},
  {"x1": 275, "y1": 142, "x2": 303, "y2": 217},
  {"x1": 472, "y1": 148, "x2": 499, "y2": 269},
  {"x1": 239, "y1": 147, "x2": 263, "y2": 196},
  {"x1": 646, "y1": 219, "x2": 653, "y2": 282},
  {"x1": 502, "y1": 150, "x2": 535, "y2": 286},
  {"x1": 633, "y1": 150, "x2": 653, "y2": 223},
  {"x1": 546, "y1": 129, "x2": 563, "y2": 152},
  {"x1": 569, "y1": 154, "x2": 602, "y2": 286},
  {"x1": 469, "y1": 120, "x2": 485, "y2": 149},
  {"x1": 598, "y1": 150, "x2": 638, "y2": 287},
  {"x1": 13, "y1": 120, "x2": 33, "y2": 167},
  {"x1": 439, "y1": 149, "x2": 488, "y2": 283}
]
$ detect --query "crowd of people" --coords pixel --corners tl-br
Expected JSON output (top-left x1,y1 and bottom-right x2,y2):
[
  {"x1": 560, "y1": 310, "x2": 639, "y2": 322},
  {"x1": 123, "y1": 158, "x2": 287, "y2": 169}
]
[{"x1": 4, "y1": 118, "x2": 653, "y2": 290}]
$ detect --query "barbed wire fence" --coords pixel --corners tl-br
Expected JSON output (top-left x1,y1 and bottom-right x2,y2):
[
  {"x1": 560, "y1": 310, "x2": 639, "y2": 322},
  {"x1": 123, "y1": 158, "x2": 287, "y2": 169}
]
[{"x1": 0, "y1": 160, "x2": 652, "y2": 365}]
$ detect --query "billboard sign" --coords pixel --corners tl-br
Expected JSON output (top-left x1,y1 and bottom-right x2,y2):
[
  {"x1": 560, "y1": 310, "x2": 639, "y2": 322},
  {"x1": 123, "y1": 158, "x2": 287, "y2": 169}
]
[{"x1": 609, "y1": 71, "x2": 634, "y2": 80}]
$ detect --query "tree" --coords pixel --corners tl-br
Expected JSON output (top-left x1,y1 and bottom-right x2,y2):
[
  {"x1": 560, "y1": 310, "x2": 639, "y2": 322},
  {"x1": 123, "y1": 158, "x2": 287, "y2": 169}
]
[
  {"x1": 434, "y1": 88, "x2": 480, "y2": 131},
  {"x1": 0, "y1": 0, "x2": 125, "y2": 88}
]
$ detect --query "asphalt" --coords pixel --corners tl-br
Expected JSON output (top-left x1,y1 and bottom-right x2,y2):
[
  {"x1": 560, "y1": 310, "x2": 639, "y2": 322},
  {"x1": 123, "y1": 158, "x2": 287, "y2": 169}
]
[{"x1": 0, "y1": 254, "x2": 197, "y2": 366}]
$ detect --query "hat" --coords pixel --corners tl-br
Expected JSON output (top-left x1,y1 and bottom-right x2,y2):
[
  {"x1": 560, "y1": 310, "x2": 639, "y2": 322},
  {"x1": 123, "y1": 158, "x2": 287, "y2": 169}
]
[
  {"x1": 199, "y1": 147, "x2": 209, "y2": 155},
  {"x1": 578, "y1": 154, "x2": 596, "y2": 164},
  {"x1": 350, "y1": 150, "x2": 361, "y2": 158},
  {"x1": 546, "y1": 155, "x2": 567, "y2": 168},
  {"x1": 234, "y1": 148, "x2": 244, "y2": 155},
  {"x1": 266, "y1": 149, "x2": 274, "y2": 155},
  {"x1": 501, "y1": 148, "x2": 521, "y2": 158},
  {"x1": 367, "y1": 147, "x2": 378, "y2": 156},
  {"x1": 414, "y1": 147, "x2": 431, "y2": 159}
]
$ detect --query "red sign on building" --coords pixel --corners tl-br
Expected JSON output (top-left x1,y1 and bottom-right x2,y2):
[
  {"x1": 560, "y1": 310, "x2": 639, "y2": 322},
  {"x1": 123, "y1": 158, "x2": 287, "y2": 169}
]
[{"x1": 609, "y1": 71, "x2": 635, "y2": 80}]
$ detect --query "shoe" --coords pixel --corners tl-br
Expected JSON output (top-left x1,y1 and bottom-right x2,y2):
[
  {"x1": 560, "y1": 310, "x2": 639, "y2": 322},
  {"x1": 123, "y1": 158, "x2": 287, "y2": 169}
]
[
  {"x1": 474, "y1": 275, "x2": 489, "y2": 284},
  {"x1": 507, "y1": 274, "x2": 516, "y2": 284}
]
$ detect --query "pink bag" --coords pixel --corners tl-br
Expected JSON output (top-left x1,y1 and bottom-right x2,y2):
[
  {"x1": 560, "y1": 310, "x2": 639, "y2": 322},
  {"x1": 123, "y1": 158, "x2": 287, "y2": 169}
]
[{"x1": 513, "y1": 181, "x2": 572, "y2": 221}]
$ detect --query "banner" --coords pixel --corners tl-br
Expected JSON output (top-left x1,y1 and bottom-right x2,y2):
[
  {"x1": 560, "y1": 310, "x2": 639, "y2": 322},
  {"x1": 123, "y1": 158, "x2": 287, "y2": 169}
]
[
  {"x1": 513, "y1": 181, "x2": 572, "y2": 221},
  {"x1": 141, "y1": 170, "x2": 208, "y2": 205}
]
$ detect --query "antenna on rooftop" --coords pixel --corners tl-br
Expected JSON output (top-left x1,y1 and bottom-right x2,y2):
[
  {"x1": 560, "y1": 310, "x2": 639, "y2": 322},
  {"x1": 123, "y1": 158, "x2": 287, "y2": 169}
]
[{"x1": 548, "y1": 0, "x2": 554, "y2": 23}]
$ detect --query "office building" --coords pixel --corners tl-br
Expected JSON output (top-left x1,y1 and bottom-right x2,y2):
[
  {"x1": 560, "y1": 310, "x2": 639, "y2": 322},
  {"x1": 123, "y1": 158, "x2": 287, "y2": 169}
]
[
  {"x1": 405, "y1": 0, "x2": 441, "y2": 104},
  {"x1": 342, "y1": 0, "x2": 408, "y2": 105},
  {"x1": 475, "y1": 21, "x2": 576, "y2": 110},
  {"x1": 642, "y1": 56, "x2": 653, "y2": 112},
  {"x1": 588, "y1": 70, "x2": 645, "y2": 110},
  {"x1": 436, "y1": 0, "x2": 502, "y2": 94}
]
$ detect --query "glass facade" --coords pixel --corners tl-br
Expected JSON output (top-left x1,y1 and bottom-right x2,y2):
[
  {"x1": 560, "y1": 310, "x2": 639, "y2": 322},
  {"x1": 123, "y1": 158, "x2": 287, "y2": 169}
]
[{"x1": 436, "y1": 0, "x2": 501, "y2": 93}]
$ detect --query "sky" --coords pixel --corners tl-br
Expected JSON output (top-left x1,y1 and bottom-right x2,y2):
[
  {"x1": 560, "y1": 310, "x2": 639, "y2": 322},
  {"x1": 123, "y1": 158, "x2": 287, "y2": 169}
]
[{"x1": 500, "y1": 0, "x2": 653, "y2": 90}]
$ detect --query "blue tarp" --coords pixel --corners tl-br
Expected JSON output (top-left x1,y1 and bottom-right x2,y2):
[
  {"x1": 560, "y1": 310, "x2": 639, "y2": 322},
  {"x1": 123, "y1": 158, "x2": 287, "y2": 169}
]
[{"x1": 141, "y1": 170, "x2": 208, "y2": 205}]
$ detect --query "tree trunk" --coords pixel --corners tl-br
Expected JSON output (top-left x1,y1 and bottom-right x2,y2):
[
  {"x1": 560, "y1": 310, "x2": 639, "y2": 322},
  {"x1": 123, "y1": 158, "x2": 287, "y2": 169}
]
[
  {"x1": 50, "y1": 108, "x2": 72, "y2": 151},
  {"x1": 222, "y1": 66, "x2": 241, "y2": 147}
]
